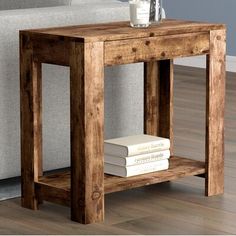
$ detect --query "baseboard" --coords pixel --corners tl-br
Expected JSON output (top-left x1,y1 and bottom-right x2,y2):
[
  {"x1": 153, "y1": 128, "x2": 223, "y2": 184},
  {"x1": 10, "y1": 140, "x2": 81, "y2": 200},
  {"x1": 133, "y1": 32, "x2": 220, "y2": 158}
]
[{"x1": 175, "y1": 55, "x2": 236, "y2": 73}]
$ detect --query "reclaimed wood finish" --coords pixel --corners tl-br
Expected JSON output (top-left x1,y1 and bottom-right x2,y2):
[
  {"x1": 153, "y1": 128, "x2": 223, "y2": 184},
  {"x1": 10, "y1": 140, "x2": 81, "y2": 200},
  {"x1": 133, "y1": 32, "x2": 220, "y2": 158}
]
[
  {"x1": 105, "y1": 32, "x2": 209, "y2": 66},
  {"x1": 144, "y1": 61, "x2": 159, "y2": 136},
  {"x1": 159, "y1": 60, "x2": 174, "y2": 154},
  {"x1": 205, "y1": 29, "x2": 226, "y2": 196},
  {"x1": 20, "y1": 33, "x2": 42, "y2": 210},
  {"x1": 26, "y1": 19, "x2": 225, "y2": 42},
  {"x1": 144, "y1": 60, "x2": 174, "y2": 154},
  {"x1": 32, "y1": 35, "x2": 70, "y2": 66},
  {"x1": 19, "y1": 20, "x2": 225, "y2": 66},
  {"x1": 70, "y1": 41, "x2": 104, "y2": 224},
  {"x1": 35, "y1": 156, "x2": 206, "y2": 206},
  {"x1": 20, "y1": 20, "x2": 226, "y2": 224},
  {"x1": 105, "y1": 156, "x2": 205, "y2": 193},
  {"x1": 35, "y1": 183, "x2": 70, "y2": 207}
]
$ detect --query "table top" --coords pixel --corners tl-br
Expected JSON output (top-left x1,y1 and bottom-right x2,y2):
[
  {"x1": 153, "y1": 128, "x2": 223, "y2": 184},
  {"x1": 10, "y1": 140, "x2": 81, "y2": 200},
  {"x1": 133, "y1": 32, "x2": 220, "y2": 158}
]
[{"x1": 22, "y1": 19, "x2": 226, "y2": 43}]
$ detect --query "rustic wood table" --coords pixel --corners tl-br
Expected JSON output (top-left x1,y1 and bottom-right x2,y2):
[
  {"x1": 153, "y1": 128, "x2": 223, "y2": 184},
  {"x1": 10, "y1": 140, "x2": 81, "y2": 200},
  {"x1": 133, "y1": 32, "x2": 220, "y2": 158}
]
[{"x1": 20, "y1": 19, "x2": 226, "y2": 224}]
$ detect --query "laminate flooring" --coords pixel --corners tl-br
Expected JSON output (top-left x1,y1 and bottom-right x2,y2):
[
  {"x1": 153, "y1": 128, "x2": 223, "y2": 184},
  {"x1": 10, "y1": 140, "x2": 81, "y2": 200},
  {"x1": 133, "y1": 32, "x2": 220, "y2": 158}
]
[{"x1": 0, "y1": 65, "x2": 236, "y2": 235}]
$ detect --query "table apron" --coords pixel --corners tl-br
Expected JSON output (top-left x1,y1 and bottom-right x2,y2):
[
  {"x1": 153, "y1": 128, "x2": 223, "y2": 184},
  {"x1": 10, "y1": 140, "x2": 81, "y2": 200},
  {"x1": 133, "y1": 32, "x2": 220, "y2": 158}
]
[
  {"x1": 104, "y1": 32, "x2": 210, "y2": 66},
  {"x1": 30, "y1": 32, "x2": 210, "y2": 67}
]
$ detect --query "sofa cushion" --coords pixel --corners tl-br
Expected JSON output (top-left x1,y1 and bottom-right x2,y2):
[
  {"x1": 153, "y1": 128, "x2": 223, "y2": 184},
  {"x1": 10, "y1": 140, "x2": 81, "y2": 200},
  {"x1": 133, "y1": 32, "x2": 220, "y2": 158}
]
[
  {"x1": 0, "y1": 0, "x2": 70, "y2": 10},
  {"x1": 71, "y1": 0, "x2": 124, "y2": 4},
  {"x1": 0, "y1": 3, "x2": 145, "y2": 180}
]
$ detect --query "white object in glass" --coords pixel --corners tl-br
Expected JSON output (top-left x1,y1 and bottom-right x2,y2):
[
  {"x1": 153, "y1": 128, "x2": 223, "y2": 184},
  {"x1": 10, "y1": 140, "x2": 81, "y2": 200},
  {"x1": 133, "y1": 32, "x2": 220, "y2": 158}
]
[{"x1": 129, "y1": 0, "x2": 151, "y2": 28}]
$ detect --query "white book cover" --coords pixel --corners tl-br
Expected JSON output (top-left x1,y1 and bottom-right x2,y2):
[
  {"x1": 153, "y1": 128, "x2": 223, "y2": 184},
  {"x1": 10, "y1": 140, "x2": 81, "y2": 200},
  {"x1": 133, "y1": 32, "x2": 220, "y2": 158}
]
[
  {"x1": 104, "y1": 134, "x2": 170, "y2": 157},
  {"x1": 105, "y1": 149, "x2": 170, "y2": 166},
  {"x1": 105, "y1": 159, "x2": 169, "y2": 177}
]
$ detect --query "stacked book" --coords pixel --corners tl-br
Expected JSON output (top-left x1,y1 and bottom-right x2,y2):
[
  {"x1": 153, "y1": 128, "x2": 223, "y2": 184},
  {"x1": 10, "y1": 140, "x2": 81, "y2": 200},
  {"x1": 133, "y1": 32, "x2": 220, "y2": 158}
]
[{"x1": 104, "y1": 134, "x2": 171, "y2": 177}]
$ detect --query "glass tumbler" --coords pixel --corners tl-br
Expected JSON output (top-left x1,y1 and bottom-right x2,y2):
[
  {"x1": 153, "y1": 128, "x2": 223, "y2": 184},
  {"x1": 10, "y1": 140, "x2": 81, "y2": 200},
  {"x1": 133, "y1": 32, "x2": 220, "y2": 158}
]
[
  {"x1": 129, "y1": 0, "x2": 151, "y2": 28},
  {"x1": 150, "y1": 0, "x2": 163, "y2": 23}
]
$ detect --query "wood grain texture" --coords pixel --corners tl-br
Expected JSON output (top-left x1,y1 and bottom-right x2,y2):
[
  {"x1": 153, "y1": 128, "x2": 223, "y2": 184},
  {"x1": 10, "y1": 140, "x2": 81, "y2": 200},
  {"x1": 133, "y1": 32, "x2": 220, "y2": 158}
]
[
  {"x1": 144, "y1": 60, "x2": 174, "y2": 155},
  {"x1": 25, "y1": 19, "x2": 225, "y2": 42},
  {"x1": 35, "y1": 156, "x2": 205, "y2": 205},
  {"x1": 70, "y1": 41, "x2": 105, "y2": 224},
  {"x1": 144, "y1": 61, "x2": 159, "y2": 136},
  {"x1": 32, "y1": 35, "x2": 70, "y2": 66},
  {"x1": 35, "y1": 183, "x2": 70, "y2": 207},
  {"x1": 21, "y1": 21, "x2": 217, "y2": 66},
  {"x1": 159, "y1": 60, "x2": 174, "y2": 155},
  {"x1": 205, "y1": 29, "x2": 226, "y2": 196},
  {"x1": 105, "y1": 32, "x2": 209, "y2": 66},
  {"x1": 105, "y1": 156, "x2": 205, "y2": 193},
  {"x1": 20, "y1": 33, "x2": 42, "y2": 210}
]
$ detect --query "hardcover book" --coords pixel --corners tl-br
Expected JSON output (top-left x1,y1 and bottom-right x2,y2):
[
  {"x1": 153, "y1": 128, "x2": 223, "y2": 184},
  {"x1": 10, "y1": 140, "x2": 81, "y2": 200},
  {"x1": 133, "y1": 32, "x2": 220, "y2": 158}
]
[
  {"x1": 104, "y1": 134, "x2": 170, "y2": 157},
  {"x1": 105, "y1": 159, "x2": 169, "y2": 177},
  {"x1": 105, "y1": 149, "x2": 170, "y2": 166}
]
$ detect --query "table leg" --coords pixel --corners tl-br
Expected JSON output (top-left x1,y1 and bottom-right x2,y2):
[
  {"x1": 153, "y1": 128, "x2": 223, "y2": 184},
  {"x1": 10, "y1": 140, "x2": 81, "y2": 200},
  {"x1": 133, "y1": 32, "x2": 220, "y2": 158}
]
[
  {"x1": 20, "y1": 33, "x2": 42, "y2": 210},
  {"x1": 70, "y1": 41, "x2": 105, "y2": 224},
  {"x1": 205, "y1": 29, "x2": 226, "y2": 196},
  {"x1": 144, "y1": 60, "x2": 174, "y2": 154}
]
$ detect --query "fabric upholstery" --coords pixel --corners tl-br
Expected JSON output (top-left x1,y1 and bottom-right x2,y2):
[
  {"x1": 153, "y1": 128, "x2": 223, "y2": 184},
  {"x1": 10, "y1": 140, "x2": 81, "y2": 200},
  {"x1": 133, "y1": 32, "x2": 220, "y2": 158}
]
[
  {"x1": 0, "y1": 0, "x2": 70, "y2": 10},
  {"x1": 0, "y1": 1, "x2": 144, "y2": 179}
]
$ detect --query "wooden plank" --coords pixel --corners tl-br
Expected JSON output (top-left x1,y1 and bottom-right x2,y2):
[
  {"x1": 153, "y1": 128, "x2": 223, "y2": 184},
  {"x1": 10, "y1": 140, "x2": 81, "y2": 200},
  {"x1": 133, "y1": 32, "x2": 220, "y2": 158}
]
[
  {"x1": 105, "y1": 157, "x2": 205, "y2": 193},
  {"x1": 35, "y1": 183, "x2": 70, "y2": 207},
  {"x1": 105, "y1": 32, "x2": 210, "y2": 66},
  {"x1": 70, "y1": 41, "x2": 105, "y2": 224},
  {"x1": 25, "y1": 19, "x2": 225, "y2": 42},
  {"x1": 159, "y1": 60, "x2": 174, "y2": 155},
  {"x1": 35, "y1": 156, "x2": 206, "y2": 204},
  {"x1": 144, "y1": 61, "x2": 159, "y2": 136},
  {"x1": 205, "y1": 29, "x2": 226, "y2": 196},
  {"x1": 144, "y1": 60, "x2": 174, "y2": 154},
  {"x1": 20, "y1": 33, "x2": 42, "y2": 210},
  {"x1": 22, "y1": 29, "x2": 210, "y2": 67},
  {"x1": 31, "y1": 34, "x2": 70, "y2": 66}
]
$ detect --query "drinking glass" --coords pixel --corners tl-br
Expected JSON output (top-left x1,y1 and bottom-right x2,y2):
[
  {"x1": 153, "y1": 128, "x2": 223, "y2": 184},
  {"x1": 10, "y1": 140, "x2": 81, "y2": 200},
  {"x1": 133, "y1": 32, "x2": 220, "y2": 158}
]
[{"x1": 150, "y1": 0, "x2": 163, "y2": 23}]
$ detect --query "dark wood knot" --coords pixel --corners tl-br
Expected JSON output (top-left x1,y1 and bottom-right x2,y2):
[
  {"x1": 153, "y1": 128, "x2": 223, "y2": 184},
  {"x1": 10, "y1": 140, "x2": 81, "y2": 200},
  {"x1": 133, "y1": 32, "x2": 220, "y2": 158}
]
[
  {"x1": 216, "y1": 35, "x2": 221, "y2": 41},
  {"x1": 145, "y1": 41, "x2": 151, "y2": 46},
  {"x1": 116, "y1": 55, "x2": 122, "y2": 60},
  {"x1": 92, "y1": 191, "x2": 102, "y2": 200},
  {"x1": 149, "y1": 32, "x2": 155, "y2": 37},
  {"x1": 161, "y1": 51, "x2": 166, "y2": 57},
  {"x1": 132, "y1": 48, "x2": 137, "y2": 52}
]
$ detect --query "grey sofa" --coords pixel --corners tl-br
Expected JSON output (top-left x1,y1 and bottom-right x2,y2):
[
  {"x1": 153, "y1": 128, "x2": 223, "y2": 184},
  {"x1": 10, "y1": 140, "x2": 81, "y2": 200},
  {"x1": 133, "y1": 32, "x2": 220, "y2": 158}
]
[
  {"x1": 0, "y1": 0, "x2": 144, "y2": 180},
  {"x1": 0, "y1": 0, "x2": 70, "y2": 10}
]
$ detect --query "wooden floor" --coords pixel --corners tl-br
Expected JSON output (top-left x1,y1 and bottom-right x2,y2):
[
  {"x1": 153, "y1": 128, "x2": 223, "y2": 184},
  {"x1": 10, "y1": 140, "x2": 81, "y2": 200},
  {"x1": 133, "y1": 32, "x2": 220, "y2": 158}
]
[{"x1": 1, "y1": 65, "x2": 236, "y2": 235}]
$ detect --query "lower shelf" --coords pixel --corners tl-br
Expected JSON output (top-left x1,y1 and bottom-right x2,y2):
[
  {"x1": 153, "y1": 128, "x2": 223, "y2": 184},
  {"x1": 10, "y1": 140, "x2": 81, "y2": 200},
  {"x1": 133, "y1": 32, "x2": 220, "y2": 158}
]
[{"x1": 35, "y1": 156, "x2": 205, "y2": 206}]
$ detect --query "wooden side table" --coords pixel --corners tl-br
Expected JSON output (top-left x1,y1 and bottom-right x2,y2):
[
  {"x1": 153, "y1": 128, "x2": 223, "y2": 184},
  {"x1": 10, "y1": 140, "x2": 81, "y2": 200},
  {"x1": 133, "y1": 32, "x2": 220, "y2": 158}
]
[{"x1": 20, "y1": 19, "x2": 226, "y2": 224}]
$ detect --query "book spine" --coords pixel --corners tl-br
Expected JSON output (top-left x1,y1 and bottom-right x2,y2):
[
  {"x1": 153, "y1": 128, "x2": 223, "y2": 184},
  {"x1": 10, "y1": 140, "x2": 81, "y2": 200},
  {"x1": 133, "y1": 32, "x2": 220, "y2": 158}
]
[
  {"x1": 126, "y1": 150, "x2": 170, "y2": 166},
  {"x1": 127, "y1": 160, "x2": 169, "y2": 177},
  {"x1": 128, "y1": 139, "x2": 170, "y2": 156}
]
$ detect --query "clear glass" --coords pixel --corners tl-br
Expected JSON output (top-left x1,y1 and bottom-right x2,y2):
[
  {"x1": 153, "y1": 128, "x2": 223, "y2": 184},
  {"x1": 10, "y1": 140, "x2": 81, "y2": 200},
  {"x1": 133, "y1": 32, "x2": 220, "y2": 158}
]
[
  {"x1": 150, "y1": 0, "x2": 163, "y2": 23},
  {"x1": 129, "y1": 0, "x2": 151, "y2": 28}
]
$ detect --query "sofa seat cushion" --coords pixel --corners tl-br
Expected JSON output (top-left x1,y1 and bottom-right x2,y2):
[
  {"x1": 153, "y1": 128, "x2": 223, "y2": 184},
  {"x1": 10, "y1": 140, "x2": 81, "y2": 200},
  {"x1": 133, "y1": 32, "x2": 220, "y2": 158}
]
[
  {"x1": 0, "y1": 0, "x2": 70, "y2": 10},
  {"x1": 71, "y1": 0, "x2": 124, "y2": 4},
  {"x1": 0, "y1": 2, "x2": 146, "y2": 180}
]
